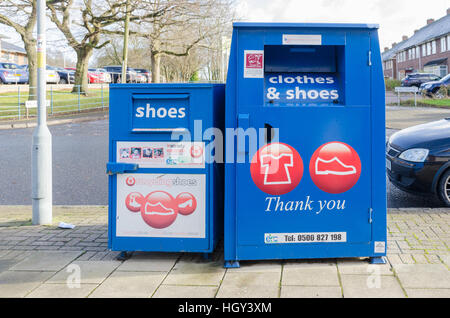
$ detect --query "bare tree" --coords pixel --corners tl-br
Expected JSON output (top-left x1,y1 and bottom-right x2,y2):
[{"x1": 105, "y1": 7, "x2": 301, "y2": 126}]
[{"x1": 0, "y1": 0, "x2": 37, "y2": 99}]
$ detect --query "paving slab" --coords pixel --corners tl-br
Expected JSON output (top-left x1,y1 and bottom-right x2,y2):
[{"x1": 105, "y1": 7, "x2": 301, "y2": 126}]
[
  {"x1": 282, "y1": 262, "x2": 340, "y2": 287},
  {"x1": 340, "y1": 275, "x2": 406, "y2": 298},
  {"x1": 153, "y1": 285, "x2": 218, "y2": 298},
  {"x1": 0, "y1": 259, "x2": 19, "y2": 274},
  {"x1": 0, "y1": 271, "x2": 56, "y2": 298},
  {"x1": 9, "y1": 251, "x2": 83, "y2": 271},
  {"x1": 337, "y1": 259, "x2": 394, "y2": 276},
  {"x1": 216, "y1": 285, "x2": 279, "y2": 298},
  {"x1": 117, "y1": 252, "x2": 180, "y2": 272},
  {"x1": 88, "y1": 271, "x2": 166, "y2": 298},
  {"x1": 26, "y1": 283, "x2": 98, "y2": 298},
  {"x1": 392, "y1": 264, "x2": 450, "y2": 289},
  {"x1": 405, "y1": 288, "x2": 450, "y2": 298},
  {"x1": 164, "y1": 258, "x2": 225, "y2": 286},
  {"x1": 228, "y1": 261, "x2": 282, "y2": 273},
  {"x1": 217, "y1": 272, "x2": 281, "y2": 298},
  {"x1": 47, "y1": 261, "x2": 121, "y2": 284},
  {"x1": 280, "y1": 286, "x2": 342, "y2": 298}
]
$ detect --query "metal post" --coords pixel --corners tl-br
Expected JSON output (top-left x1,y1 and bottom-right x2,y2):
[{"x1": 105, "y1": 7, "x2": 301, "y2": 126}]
[
  {"x1": 78, "y1": 85, "x2": 81, "y2": 112},
  {"x1": 414, "y1": 91, "x2": 417, "y2": 107},
  {"x1": 50, "y1": 85, "x2": 53, "y2": 114},
  {"x1": 397, "y1": 91, "x2": 400, "y2": 106},
  {"x1": 32, "y1": 0, "x2": 52, "y2": 225},
  {"x1": 18, "y1": 85, "x2": 21, "y2": 119},
  {"x1": 101, "y1": 84, "x2": 104, "y2": 109},
  {"x1": 121, "y1": 0, "x2": 130, "y2": 84}
]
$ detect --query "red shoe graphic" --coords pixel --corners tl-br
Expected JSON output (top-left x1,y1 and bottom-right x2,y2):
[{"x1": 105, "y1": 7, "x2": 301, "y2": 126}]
[
  {"x1": 140, "y1": 191, "x2": 178, "y2": 229},
  {"x1": 315, "y1": 157, "x2": 357, "y2": 176}
]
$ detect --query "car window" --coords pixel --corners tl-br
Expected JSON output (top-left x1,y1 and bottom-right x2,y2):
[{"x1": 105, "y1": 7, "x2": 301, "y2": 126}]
[{"x1": 1, "y1": 63, "x2": 19, "y2": 69}]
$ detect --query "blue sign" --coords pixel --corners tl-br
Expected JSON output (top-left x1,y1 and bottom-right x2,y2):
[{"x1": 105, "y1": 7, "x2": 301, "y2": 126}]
[
  {"x1": 265, "y1": 72, "x2": 340, "y2": 106},
  {"x1": 131, "y1": 94, "x2": 189, "y2": 131}
]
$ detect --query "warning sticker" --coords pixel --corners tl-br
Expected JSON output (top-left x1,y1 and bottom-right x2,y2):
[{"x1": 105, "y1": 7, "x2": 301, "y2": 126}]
[
  {"x1": 244, "y1": 50, "x2": 264, "y2": 78},
  {"x1": 374, "y1": 241, "x2": 386, "y2": 254}
]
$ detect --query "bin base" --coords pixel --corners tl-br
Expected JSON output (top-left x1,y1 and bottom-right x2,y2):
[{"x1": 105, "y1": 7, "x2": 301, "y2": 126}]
[
  {"x1": 224, "y1": 261, "x2": 240, "y2": 268},
  {"x1": 369, "y1": 256, "x2": 386, "y2": 264},
  {"x1": 117, "y1": 251, "x2": 133, "y2": 261}
]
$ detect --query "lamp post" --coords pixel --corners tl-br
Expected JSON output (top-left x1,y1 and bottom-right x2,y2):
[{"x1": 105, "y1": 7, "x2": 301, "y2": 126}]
[{"x1": 32, "y1": 0, "x2": 52, "y2": 225}]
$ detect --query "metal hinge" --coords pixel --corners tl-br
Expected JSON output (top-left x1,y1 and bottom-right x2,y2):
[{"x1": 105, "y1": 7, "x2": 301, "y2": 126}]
[
  {"x1": 369, "y1": 208, "x2": 373, "y2": 223},
  {"x1": 368, "y1": 51, "x2": 372, "y2": 66}
]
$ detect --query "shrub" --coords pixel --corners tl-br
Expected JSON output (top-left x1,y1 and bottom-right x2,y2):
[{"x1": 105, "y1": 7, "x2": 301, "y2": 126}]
[{"x1": 385, "y1": 78, "x2": 401, "y2": 91}]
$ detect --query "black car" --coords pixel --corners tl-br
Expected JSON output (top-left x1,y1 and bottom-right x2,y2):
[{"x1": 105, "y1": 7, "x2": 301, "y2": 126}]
[
  {"x1": 419, "y1": 73, "x2": 450, "y2": 98},
  {"x1": 50, "y1": 66, "x2": 75, "y2": 84},
  {"x1": 401, "y1": 73, "x2": 441, "y2": 88},
  {"x1": 103, "y1": 66, "x2": 136, "y2": 83},
  {"x1": 386, "y1": 119, "x2": 450, "y2": 206}
]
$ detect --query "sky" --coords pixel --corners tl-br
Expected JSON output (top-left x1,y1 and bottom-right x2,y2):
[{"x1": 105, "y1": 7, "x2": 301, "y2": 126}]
[
  {"x1": 235, "y1": 0, "x2": 450, "y2": 50},
  {"x1": 1, "y1": 0, "x2": 449, "y2": 63}
]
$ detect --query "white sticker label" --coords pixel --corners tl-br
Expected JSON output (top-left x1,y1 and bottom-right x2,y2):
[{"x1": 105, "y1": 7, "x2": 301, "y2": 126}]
[
  {"x1": 244, "y1": 50, "x2": 264, "y2": 78},
  {"x1": 116, "y1": 173, "x2": 206, "y2": 238},
  {"x1": 265, "y1": 232, "x2": 347, "y2": 244},
  {"x1": 282, "y1": 34, "x2": 322, "y2": 45},
  {"x1": 117, "y1": 141, "x2": 205, "y2": 169},
  {"x1": 374, "y1": 241, "x2": 386, "y2": 253}
]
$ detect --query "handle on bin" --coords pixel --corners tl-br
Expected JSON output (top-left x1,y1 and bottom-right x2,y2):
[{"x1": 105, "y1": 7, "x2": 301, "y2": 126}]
[
  {"x1": 237, "y1": 113, "x2": 249, "y2": 154},
  {"x1": 106, "y1": 162, "x2": 139, "y2": 175}
]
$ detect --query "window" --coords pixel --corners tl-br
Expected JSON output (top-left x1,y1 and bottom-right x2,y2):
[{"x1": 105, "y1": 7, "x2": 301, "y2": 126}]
[
  {"x1": 448, "y1": 35, "x2": 450, "y2": 51},
  {"x1": 427, "y1": 42, "x2": 431, "y2": 56},
  {"x1": 416, "y1": 47, "x2": 420, "y2": 58},
  {"x1": 422, "y1": 44, "x2": 426, "y2": 56},
  {"x1": 431, "y1": 41, "x2": 436, "y2": 54},
  {"x1": 441, "y1": 37, "x2": 447, "y2": 52}
]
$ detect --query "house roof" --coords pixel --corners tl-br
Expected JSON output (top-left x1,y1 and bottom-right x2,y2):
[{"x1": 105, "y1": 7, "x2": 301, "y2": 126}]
[
  {"x1": 381, "y1": 14, "x2": 450, "y2": 61},
  {"x1": 0, "y1": 40, "x2": 26, "y2": 54}
]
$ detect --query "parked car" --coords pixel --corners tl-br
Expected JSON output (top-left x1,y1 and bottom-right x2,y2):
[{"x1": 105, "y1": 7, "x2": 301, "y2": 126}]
[
  {"x1": 401, "y1": 73, "x2": 441, "y2": 88},
  {"x1": 386, "y1": 118, "x2": 450, "y2": 206},
  {"x1": 133, "y1": 68, "x2": 151, "y2": 83},
  {"x1": 103, "y1": 66, "x2": 137, "y2": 83},
  {"x1": 0, "y1": 62, "x2": 29, "y2": 84},
  {"x1": 48, "y1": 66, "x2": 74, "y2": 84},
  {"x1": 88, "y1": 68, "x2": 111, "y2": 83},
  {"x1": 45, "y1": 66, "x2": 60, "y2": 84},
  {"x1": 419, "y1": 74, "x2": 450, "y2": 98},
  {"x1": 22, "y1": 65, "x2": 60, "y2": 84}
]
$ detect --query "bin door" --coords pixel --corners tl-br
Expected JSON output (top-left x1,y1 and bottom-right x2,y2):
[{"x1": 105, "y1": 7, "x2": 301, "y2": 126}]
[{"x1": 234, "y1": 105, "x2": 373, "y2": 249}]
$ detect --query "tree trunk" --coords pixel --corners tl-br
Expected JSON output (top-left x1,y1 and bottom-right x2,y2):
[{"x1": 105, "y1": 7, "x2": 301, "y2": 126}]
[
  {"x1": 151, "y1": 52, "x2": 161, "y2": 83},
  {"x1": 72, "y1": 48, "x2": 93, "y2": 95},
  {"x1": 23, "y1": 39, "x2": 37, "y2": 101}
]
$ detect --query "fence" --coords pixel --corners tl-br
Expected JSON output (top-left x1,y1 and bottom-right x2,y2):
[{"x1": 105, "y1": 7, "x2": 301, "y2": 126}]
[{"x1": 0, "y1": 84, "x2": 109, "y2": 120}]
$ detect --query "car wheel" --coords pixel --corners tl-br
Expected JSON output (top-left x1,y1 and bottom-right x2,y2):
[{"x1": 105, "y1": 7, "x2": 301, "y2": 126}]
[{"x1": 437, "y1": 169, "x2": 450, "y2": 207}]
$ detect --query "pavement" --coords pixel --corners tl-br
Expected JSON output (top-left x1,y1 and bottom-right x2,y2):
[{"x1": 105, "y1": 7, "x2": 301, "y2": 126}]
[
  {"x1": 386, "y1": 105, "x2": 450, "y2": 130},
  {"x1": 0, "y1": 110, "x2": 108, "y2": 130},
  {"x1": 0, "y1": 206, "x2": 449, "y2": 298}
]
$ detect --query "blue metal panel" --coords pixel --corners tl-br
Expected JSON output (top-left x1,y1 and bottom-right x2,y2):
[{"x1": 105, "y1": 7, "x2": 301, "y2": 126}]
[
  {"x1": 225, "y1": 22, "x2": 387, "y2": 265},
  {"x1": 108, "y1": 84, "x2": 224, "y2": 254}
]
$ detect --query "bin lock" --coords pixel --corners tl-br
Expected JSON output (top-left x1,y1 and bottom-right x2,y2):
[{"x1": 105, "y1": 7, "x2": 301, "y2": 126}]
[{"x1": 106, "y1": 162, "x2": 139, "y2": 175}]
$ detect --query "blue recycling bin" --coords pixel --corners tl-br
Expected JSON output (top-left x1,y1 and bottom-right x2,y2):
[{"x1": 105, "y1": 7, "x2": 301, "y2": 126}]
[
  {"x1": 107, "y1": 84, "x2": 224, "y2": 256},
  {"x1": 224, "y1": 23, "x2": 387, "y2": 267}
]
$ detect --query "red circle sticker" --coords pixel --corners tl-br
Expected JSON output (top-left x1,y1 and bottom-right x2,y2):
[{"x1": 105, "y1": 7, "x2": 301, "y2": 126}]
[
  {"x1": 126, "y1": 176, "x2": 135, "y2": 187},
  {"x1": 309, "y1": 142, "x2": 361, "y2": 194},
  {"x1": 190, "y1": 145, "x2": 203, "y2": 158},
  {"x1": 125, "y1": 192, "x2": 144, "y2": 212},
  {"x1": 250, "y1": 142, "x2": 303, "y2": 195},
  {"x1": 140, "y1": 191, "x2": 178, "y2": 229},
  {"x1": 176, "y1": 192, "x2": 197, "y2": 216}
]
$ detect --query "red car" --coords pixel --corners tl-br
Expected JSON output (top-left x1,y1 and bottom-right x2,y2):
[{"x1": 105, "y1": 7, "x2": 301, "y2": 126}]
[{"x1": 64, "y1": 67, "x2": 109, "y2": 83}]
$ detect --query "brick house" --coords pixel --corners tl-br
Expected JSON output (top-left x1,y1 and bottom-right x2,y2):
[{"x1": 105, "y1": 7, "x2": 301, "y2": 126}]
[
  {"x1": 0, "y1": 40, "x2": 28, "y2": 65},
  {"x1": 382, "y1": 8, "x2": 450, "y2": 80}
]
